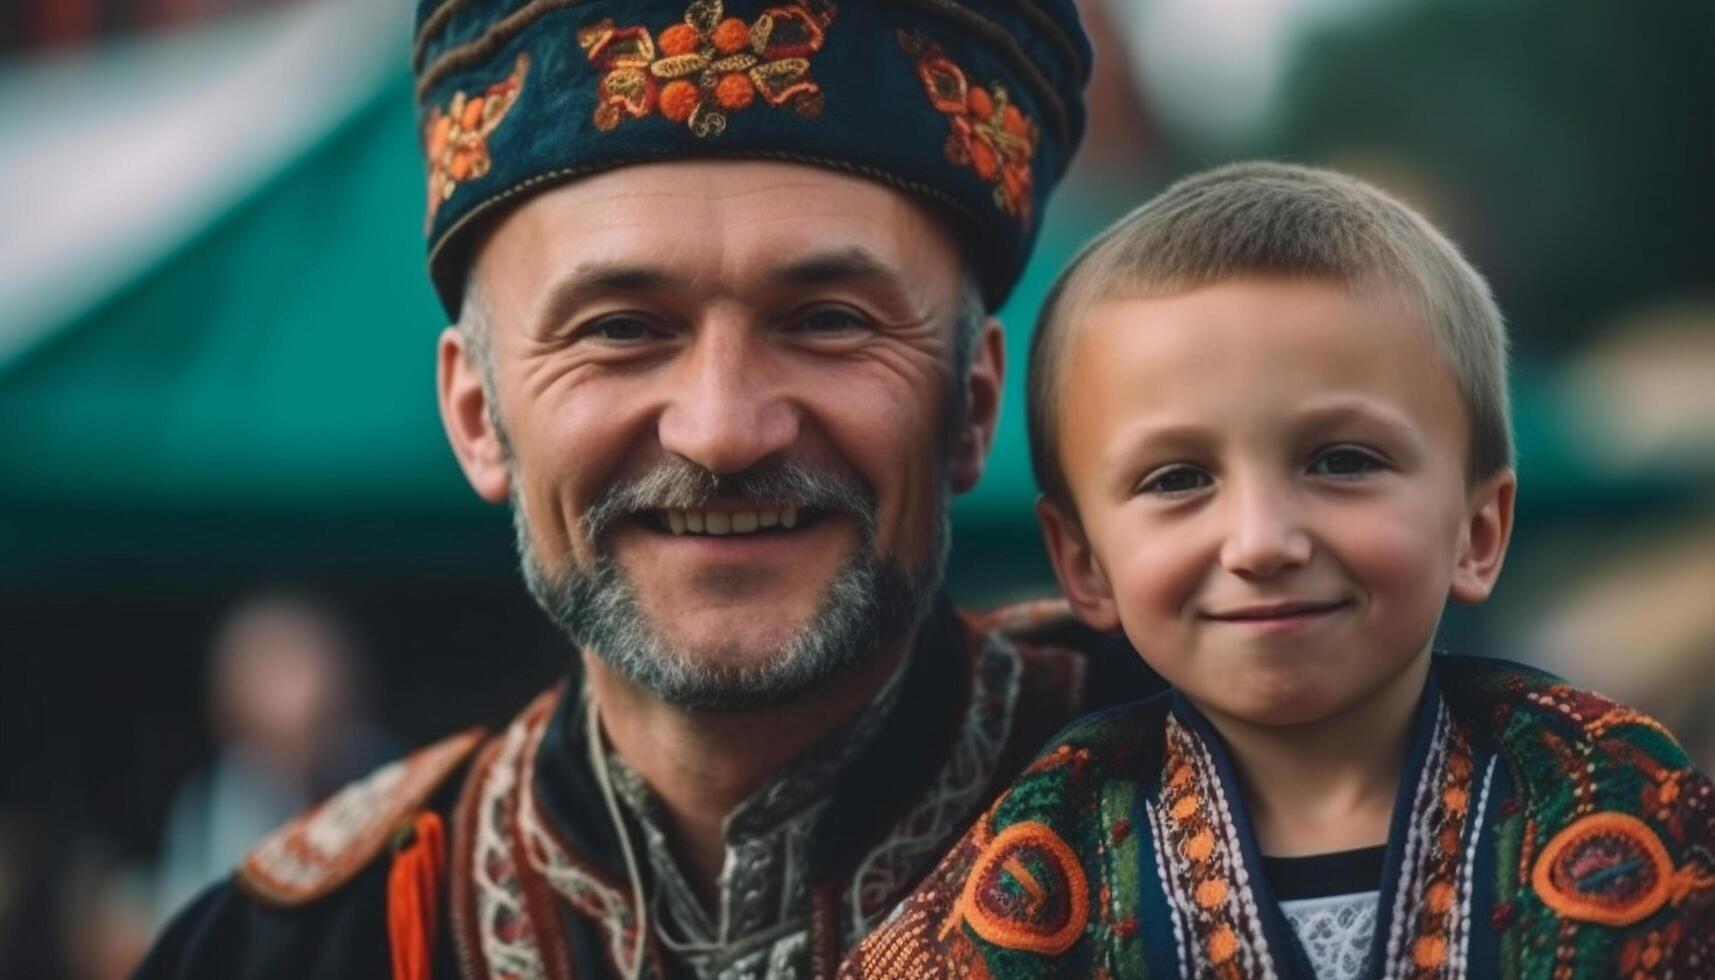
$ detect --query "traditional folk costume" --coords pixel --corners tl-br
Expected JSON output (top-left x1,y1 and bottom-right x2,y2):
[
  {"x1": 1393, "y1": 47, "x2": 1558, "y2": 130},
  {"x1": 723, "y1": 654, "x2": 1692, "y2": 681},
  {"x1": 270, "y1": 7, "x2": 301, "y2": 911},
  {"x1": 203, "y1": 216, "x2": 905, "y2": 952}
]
[
  {"x1": 136, "y1": 604, "x2": 1162, "y2": 980},
  {"x1": 841, "y1": 656, "x2": 1715, "y2": 979}
]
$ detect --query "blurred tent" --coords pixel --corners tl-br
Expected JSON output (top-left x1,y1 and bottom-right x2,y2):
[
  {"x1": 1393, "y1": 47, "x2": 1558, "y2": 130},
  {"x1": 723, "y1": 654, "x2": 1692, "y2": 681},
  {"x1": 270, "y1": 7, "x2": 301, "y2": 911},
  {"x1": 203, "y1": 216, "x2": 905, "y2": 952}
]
[
  {"x1": 3, "y1": 0, "x2": 1711, "y2": 594},
  {"x1": 0, "y1": 0, "x2": 500, "y2": 588},
  {"x1": 0, "y1": 0, "x2": 1164, "y2": 596}
]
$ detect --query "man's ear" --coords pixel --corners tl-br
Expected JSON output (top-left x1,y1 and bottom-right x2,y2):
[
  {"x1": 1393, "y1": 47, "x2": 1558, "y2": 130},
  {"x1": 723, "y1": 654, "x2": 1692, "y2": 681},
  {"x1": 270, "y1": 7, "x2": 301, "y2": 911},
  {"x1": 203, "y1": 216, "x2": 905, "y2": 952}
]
[
  {"x1": 437, "y1": 326, "x2": 511, "y2": 504},
  {"x1": 948, "y1": 318, "x2": 1004, "y2": 494},
  {"x1": 1449, "y1": 468, "x2": 1516, "y2": 604},
  {"x1": 1037, "y1": 494, "x2": 1121, "y2": 631}
]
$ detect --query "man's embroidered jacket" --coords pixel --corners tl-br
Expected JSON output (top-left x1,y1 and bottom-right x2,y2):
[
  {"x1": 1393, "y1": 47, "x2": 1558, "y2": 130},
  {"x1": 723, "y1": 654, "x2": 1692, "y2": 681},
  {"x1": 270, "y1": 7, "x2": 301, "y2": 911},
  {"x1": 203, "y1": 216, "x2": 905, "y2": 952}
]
[{"x1": 135, "y1": 601, "x2": 1160, "y2": 980}]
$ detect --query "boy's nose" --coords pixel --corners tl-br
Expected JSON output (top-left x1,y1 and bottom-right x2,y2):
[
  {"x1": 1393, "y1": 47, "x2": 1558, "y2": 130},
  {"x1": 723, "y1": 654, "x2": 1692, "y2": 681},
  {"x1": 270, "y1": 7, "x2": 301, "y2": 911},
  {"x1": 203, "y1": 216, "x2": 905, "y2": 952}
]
[
  {"x1": 657, "y1": 322, "x2": 800, "y2": 474},
  {"x1": 1218, "y1": 486, "x2": 1313, "y2": 578}
]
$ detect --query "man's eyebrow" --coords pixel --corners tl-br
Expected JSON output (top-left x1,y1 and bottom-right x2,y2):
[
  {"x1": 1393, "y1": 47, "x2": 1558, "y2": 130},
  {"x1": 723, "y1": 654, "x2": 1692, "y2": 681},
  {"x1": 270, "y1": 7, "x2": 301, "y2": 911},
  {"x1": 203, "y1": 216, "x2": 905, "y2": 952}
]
[
  {"x1": 770, "y1": 248, "x2": 907, "y2": 290},
  {"x1": 532, "y1": 263, "x2": 676, "y2": 334}
]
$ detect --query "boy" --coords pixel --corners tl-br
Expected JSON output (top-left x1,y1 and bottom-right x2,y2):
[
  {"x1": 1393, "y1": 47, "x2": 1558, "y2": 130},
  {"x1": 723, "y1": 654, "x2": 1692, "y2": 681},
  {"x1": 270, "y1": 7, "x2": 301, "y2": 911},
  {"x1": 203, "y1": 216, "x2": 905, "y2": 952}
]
[{"x1": 839, "y1": 163, "x2": 1715, "y2": 979}]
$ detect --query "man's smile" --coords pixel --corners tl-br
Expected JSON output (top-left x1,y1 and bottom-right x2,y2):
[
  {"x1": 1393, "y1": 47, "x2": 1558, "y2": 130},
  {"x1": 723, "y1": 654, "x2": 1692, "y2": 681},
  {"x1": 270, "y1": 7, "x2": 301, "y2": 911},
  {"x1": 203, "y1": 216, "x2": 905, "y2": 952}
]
[{"x1": 643, "y1": 504, "x2": 813, "y2": 536}]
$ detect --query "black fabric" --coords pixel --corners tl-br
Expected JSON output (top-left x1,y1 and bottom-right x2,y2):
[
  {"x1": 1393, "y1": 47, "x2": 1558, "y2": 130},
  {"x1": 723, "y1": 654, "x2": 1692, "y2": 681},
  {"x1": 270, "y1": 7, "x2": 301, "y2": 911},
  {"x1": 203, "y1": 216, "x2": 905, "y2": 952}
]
[
  {"x1": 1262, "y1": 846, "x2": 1389, "y2": 902},
  {"x1": 133, "y1": 765, "x2": 470, "y2": 980}
]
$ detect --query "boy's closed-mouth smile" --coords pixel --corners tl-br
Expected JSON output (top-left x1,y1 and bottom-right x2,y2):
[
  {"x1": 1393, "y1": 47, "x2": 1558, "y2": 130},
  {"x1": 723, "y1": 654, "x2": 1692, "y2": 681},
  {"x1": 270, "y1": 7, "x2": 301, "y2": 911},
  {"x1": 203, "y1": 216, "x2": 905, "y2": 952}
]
[{"x1": 1202, "y1": 599, "x2": 1351, "y2": 629}]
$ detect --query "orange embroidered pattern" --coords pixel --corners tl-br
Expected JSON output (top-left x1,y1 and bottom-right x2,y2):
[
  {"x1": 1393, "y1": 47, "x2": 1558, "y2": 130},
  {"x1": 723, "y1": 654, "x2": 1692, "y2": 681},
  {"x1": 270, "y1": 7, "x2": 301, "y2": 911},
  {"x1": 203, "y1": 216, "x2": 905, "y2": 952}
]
[
  {"x1": 1147, "y1": 716, "x2": 1270, "y2": 980},
  {"x1": 835, "y1": 822, "x2": 994, "y2": 980},
  {"x1": 423, "y1": 53, "x2": 529, "y2": 224},
  {"x1": 578, "y1": 0, "x2": 834, "y2": 138},
  {"x1": 956, "y1": 821, "x2": 1089, "y2": 955},
  {"x1": 1533, "y1": 812, "x2": 1678, "y2": 927},
  {"x1": 899, "y1": 32, "x2": 1038, "y2": 224},
  {"x1": 1388, "y1": 708, "x2": 1481, "y2": 980}
]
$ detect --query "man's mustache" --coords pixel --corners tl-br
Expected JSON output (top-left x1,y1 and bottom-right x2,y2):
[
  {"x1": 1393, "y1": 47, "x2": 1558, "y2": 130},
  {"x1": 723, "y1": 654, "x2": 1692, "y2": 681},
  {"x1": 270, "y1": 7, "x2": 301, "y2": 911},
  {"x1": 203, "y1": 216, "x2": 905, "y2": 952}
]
[{"x1": 581, "y1": 456, "x2": 877, "y2": 544}]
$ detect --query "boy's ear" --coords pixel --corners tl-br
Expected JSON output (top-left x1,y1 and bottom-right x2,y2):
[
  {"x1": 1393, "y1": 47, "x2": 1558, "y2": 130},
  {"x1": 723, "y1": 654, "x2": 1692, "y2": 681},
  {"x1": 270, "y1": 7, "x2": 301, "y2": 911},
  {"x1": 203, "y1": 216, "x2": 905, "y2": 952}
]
[
  {"x1": 948, "y1": 319, "x2": 1005, "y2": 494},
  {"x1": 437, "y1": 326, "x2": 512, "y2": 505},
  {"x1": 1036, "y1": 494, "x2": 1121, "y2": 631},
  {"x1": 1449, "y1": 468, "x2": 1517, "y2": 604}
]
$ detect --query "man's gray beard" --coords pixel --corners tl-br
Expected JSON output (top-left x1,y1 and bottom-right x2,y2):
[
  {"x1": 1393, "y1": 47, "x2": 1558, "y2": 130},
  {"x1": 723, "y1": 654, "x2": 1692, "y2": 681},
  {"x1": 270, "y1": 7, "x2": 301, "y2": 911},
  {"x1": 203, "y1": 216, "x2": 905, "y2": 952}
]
[{"x1": 512, "y1": 457, "x2": 950, "y2": 712}]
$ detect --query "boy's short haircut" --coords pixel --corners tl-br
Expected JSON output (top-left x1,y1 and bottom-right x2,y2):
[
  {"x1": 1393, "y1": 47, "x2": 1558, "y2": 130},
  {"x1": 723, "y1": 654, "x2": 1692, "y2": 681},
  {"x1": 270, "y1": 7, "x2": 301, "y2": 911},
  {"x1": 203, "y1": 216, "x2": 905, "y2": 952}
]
[{"x1": 1027, "y1": 161, "x2": 1512, "y2": 511}]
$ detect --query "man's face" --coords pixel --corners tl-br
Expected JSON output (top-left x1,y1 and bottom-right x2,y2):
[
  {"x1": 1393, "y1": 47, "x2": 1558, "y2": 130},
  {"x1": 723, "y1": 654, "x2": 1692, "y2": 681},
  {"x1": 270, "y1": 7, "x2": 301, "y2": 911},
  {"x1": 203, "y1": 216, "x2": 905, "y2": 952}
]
[
  {"x1": 1041, "y1": 277, "x2": 1513, "y2": 728},
  {"x1": 439, "y1": 161, "x2": 998, "y2": 710}
]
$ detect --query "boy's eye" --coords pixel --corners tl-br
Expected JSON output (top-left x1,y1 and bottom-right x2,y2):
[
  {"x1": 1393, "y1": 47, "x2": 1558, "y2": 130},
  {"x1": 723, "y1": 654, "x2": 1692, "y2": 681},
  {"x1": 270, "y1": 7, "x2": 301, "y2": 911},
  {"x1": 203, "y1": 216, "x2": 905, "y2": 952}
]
[
  {"x1": 1139, "y1": 465, "x2": 1212, "y2": 496},
  {"x1": 1310, "y1": 446, "x2": 1386, "y2": 478}
]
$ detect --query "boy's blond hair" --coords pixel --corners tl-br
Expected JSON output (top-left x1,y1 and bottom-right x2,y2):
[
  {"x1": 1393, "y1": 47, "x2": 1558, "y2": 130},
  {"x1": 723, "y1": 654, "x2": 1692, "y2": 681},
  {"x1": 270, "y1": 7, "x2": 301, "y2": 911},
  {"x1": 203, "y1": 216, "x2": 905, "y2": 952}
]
[{"x1": 1028, "y1": 161, "x2": 1512, "y2": 510}]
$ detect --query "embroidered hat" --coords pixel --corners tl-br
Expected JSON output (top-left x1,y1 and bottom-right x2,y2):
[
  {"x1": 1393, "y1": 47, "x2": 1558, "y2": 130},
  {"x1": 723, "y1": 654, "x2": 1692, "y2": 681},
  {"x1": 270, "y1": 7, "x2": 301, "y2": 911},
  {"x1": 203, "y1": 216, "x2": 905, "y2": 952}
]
[{"x1": 412, "y1": 0, "x2": 1092, "y2": 317}]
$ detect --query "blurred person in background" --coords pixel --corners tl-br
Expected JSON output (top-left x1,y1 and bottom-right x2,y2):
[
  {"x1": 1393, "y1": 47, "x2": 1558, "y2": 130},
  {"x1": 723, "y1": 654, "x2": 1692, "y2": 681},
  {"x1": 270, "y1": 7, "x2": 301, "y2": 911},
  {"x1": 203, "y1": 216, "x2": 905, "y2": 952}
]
[
  {"x1": 0, "y1": 816, "x2": 154, "y2": 980},
  {"x1": 151, "y1": 593, "x2": 395, "y2": 924},
  {"x1": 135, "y1": 2, "x2": 1160, "y2": 979}
]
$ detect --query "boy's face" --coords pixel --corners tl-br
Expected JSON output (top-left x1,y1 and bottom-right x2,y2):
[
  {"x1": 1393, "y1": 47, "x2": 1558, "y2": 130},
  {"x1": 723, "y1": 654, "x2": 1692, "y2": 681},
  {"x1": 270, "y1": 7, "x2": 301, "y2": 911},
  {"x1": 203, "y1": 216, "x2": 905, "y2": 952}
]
[{"x1": 1039, "y1": 277, "x2": 1514, "y2": 728}]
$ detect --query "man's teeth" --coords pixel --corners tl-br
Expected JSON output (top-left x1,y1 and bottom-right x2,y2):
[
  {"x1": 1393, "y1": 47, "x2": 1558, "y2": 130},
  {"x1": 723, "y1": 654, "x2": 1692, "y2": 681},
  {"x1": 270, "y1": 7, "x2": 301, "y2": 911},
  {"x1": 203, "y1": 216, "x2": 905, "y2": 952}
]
[{"x1": 664, "y1": 507, "x2": 799, "y2": 535}]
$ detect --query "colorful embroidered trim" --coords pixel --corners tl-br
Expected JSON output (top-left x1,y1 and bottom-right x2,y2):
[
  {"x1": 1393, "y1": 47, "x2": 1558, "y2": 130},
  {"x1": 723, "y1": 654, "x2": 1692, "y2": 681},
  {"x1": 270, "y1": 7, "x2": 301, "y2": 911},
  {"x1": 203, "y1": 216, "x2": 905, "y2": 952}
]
[
  {"x1": 956, "y1": 820, "x2": 1089, "y2": 954},
  {"x1": 1532, "y1": 812, "x2": 1677, "y2": 927},
  {"x1": 1380, "y1": 703, "x2": 1484, "y2": 980},
  {"x1": 423, "y1": 52, "x2": 529, "y2": 225},
  {"x1": 898, "y1": 31, "x2": 1038, "y2": 224},
  {"x1": 460, "y1": 700, "x2": 555, "y2": 980},
  {"x1": 578, "y1": 0, "x2": 834, "y2": 138},
  {"x1": 238, "y1": 727, "x2": 485, "y2": 906},
  {"x1": 1145, "y1": 715, "x2": 1274, "y2": 980}
]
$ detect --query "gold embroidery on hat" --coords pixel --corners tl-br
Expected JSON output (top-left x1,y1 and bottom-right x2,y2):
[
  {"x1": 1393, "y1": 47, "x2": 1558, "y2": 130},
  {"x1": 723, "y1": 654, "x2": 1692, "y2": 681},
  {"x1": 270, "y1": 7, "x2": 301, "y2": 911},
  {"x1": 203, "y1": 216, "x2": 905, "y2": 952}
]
[
  {"x1": 422, "y1": 52, "x2": 530, "y2": 226},
  {"x1": 899, "y1": 32, "x2": 1038, "y2": 225},
  {"x1": 579, "y1": 0, "x2": 834, "y2": 138}
]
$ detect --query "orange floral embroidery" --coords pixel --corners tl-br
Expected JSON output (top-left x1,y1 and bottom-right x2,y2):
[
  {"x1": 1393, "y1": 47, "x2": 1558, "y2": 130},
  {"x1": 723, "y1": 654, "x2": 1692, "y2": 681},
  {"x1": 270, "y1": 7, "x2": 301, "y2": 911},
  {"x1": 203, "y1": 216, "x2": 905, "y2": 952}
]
[
  {"x1": 423, "y1": 53, "x2": 529, "y2": 225},
  {"x1": 899, "y1": 32, "x2": 1038, "y2": 224},
  {"x1": 578, "y1": 0, "x2": 834, "y2": 138}
]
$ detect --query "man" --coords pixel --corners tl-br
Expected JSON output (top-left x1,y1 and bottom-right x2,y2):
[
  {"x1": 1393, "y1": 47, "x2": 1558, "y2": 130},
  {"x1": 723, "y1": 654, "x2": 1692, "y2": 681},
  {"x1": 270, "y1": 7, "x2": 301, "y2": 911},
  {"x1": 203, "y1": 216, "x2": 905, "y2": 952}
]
[{"x1": 137, "y1": 1, "x2": 1155, "y2": 978}]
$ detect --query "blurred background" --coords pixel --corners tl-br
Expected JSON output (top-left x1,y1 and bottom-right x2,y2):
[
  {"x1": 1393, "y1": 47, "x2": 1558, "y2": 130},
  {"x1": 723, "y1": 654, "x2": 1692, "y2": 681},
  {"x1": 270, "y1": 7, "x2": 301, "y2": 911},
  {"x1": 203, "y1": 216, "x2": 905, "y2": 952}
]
[{"x1": 2, "y1": 0, "x2": 1711, "y2": 975}]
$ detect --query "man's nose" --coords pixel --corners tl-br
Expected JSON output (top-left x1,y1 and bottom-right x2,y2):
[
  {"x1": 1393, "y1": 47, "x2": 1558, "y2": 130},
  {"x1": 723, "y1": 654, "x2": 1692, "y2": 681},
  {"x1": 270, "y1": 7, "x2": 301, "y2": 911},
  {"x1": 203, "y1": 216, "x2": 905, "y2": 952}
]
[
  {"x1": 657, "y1": 324, "x2": 799, "y2": 474},
  {"x1": 1218, "y1": 483, "x2": 1313, "y2": 578}
]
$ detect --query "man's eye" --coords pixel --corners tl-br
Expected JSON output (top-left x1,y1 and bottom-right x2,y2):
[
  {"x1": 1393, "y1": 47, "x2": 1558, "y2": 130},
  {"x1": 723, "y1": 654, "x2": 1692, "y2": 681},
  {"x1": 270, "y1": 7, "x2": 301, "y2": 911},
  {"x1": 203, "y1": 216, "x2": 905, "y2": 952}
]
[
  {"x1": 793, "y1": 305, "x2": 869, "y2": 335},
  {"x1": 1139, "y1": 465, "x2": 1212, "y2": 496},
  {"x1": 580, "y1": 315, "x2": 658, "y2": 343},
  {"x1": 1310, "y1": 446, "x2": 1386, "y2": 478}
]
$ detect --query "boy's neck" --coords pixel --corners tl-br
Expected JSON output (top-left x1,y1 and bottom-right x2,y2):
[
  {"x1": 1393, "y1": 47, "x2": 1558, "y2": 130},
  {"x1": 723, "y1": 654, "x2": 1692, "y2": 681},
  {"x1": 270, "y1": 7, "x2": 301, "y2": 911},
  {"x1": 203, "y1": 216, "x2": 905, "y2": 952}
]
[{"x1": 1196, "y1": 650, "x2": 1432, "y2": 859}]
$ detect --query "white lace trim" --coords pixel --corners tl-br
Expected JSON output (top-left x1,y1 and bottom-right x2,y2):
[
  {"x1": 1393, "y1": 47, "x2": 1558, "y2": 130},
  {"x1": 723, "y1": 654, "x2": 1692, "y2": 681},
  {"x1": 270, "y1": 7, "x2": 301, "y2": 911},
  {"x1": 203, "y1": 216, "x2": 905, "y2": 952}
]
[{"x1": 1279, "y1": 891, "x2": 1378, "y2": 980}]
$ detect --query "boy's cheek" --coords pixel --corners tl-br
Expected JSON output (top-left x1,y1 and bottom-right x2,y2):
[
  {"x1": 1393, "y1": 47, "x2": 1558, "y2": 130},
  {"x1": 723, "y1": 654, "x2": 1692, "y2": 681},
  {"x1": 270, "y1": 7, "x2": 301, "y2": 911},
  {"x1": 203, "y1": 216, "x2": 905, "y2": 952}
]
[
  {"x1": 1106, "y1": 525, "x2": 1208, "y2": 629},
  {"x1": 1334, "y1": 505, "x2": 1457, "y2": 590}
]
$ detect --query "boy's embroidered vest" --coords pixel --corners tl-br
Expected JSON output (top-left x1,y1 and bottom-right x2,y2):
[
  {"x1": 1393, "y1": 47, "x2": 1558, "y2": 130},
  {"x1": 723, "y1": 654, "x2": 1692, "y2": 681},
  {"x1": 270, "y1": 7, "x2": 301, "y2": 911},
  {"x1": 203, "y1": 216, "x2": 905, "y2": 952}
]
[{"x1": 841, "y1": 657, "x2": 1715, "y2": 979}]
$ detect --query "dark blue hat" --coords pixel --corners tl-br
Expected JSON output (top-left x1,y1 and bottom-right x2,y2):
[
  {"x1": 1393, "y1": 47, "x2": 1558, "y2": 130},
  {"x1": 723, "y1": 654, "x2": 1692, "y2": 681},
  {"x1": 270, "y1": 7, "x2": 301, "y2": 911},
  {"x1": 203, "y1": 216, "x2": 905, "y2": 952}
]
[{"x1": 412, "y1": 0, "x2": 1092, "y2": 317}]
